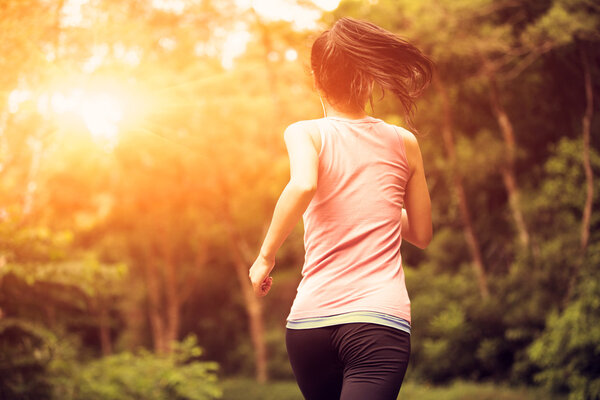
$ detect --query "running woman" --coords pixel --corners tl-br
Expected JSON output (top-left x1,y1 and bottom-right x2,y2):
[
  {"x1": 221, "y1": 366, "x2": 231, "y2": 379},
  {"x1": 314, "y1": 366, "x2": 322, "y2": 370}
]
[{"x1": 249, "y1": 17, "x2": 434, "y2": 400}]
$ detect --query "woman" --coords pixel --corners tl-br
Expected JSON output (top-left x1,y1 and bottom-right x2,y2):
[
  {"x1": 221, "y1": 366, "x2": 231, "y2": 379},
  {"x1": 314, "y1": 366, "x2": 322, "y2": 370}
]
[{"x1": 249, "y1": 17, "x2": 434, "y2": 400}]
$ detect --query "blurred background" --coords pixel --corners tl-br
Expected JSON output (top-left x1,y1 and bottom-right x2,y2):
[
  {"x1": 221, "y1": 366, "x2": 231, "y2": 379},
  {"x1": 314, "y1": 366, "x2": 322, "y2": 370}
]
[{"x1": 0, "y1": 0, "x2": 598, "y2": 399}]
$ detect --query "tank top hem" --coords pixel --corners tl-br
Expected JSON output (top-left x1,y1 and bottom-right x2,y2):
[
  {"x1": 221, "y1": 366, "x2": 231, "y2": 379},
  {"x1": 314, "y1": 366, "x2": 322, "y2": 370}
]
[
  {"x1": 286, "y1": 310, "x2": 411, "y2": 335},
  {"x1": 288, "y1": 304, "x2": 411, "y2": 325}
]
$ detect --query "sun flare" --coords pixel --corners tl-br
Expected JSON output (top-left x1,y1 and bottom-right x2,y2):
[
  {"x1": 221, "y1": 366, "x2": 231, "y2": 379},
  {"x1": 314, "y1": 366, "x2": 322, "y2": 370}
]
[
  {"x1": 79, "y1": 92, "x2": 123, "y2": 146},
  {"x1": 42, "y1": 87, "x2": 126, "y2": 150}
]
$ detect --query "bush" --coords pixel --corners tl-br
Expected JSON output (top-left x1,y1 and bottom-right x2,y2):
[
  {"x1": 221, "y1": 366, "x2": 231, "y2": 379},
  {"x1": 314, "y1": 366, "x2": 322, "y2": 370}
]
[
  {"x1": 0, "y1": 318, "x2": 58, "y2": 400},
  {"x1": 407, "y1": 264, "x2": 488, "y2": 382},
  {"x1": 528, "y1": 268, "x2": 600, "y2": 400},
  {"x1": 51, "y1": 335, "x2": 222, "y2": 400}
]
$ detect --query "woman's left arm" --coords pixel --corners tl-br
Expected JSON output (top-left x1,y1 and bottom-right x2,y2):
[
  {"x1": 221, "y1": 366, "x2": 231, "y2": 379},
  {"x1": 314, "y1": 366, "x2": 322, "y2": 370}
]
[{"x1": 249, "y1": 123, "x2": 319, "y2": 297}]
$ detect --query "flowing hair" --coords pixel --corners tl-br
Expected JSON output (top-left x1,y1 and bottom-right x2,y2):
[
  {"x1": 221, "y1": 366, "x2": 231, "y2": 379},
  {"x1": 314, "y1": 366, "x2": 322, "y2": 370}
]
[{"x1": 311, "y1": 17, "x2": 434, "y2": 129}]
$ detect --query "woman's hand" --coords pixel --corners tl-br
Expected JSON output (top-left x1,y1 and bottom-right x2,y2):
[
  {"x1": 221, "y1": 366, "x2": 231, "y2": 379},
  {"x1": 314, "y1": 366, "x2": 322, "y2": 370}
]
[{"x1": 249, "y1": 254, "x2": 275, "y2": 297}]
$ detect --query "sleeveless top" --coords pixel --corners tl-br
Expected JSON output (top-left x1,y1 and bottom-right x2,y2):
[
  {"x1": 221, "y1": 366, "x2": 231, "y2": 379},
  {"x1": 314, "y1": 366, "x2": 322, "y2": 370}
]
[{"x1": 286, "y1": 116, "x2": 412, "y2": 329}]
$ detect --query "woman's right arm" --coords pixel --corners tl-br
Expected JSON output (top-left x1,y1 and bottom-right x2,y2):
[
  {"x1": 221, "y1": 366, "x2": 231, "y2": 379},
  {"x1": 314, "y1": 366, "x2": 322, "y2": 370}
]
[
  {"x1": 401, "y1": 131, "x2": 432, "y2": 249},
  {"x1": 248, "y1": 122, "x2": 319, "y2": 297}
]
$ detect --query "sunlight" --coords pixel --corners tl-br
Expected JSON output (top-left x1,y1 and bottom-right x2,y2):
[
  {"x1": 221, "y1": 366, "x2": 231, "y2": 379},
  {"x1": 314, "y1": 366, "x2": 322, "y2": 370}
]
[
  {"x1": 313, "y1": 0, "x2": 341, "y2": 12},
  {"x1": 234, "y1": 0, "x2": 341, "y2": 30},
  {"x1": 8, "y1": 88, "x2": 31, "y2": 114},
  {"x1": 60, "y1": 0, "x2": 90, "y2": 27},
  {"x1": 9, "y1": 75, "x2": 148, "y2": 153},
  {"x1": 37, "y1": 87, "x2": 126, "y2": 151},
  {"x1": 221, "y1": 29, "x2": 252, "y2": 69},
  {"x1": 79, "y1": 92, "x2": 123, "y2": 149},
  {"x1": 285, "y1": 48, "x2": 298, "y2": 62},
  {"x1": 152, "y1": 0, "x2": 186, "y2": 14}
]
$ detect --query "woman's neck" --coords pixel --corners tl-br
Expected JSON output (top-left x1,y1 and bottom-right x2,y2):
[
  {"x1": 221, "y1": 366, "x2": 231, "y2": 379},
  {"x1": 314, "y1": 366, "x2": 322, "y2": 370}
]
[{"x1": 322, "y1": 99, "x2": 368, "y2": 120}]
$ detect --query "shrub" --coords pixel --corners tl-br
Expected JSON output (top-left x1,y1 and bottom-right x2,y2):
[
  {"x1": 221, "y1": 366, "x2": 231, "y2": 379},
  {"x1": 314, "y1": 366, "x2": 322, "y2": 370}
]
[
  {"x1": 528, "y1": 271, "x2": 600, "y2": 400},
  {"x1": 51, "y1": 335, "x2": 222, "y2": 400},
  {"x1": 0, "y1": 318, "x2": 58, "y2": 400}
]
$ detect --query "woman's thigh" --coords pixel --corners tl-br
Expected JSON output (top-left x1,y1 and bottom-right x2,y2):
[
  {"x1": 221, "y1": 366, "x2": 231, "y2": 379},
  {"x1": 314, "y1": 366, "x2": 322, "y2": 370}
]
[{"x1": 286, "y1": 327, "x2": 344, "y2": 400}]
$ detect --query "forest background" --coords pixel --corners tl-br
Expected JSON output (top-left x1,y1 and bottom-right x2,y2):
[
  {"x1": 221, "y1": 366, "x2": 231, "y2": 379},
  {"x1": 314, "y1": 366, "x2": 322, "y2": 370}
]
[{"x1": 0, "y1": 0, "x2": 598, "y2": 399}]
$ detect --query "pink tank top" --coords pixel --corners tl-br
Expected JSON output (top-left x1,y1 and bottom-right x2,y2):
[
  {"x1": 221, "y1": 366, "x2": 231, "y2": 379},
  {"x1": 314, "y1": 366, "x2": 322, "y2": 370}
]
[{"x1": 287, "y1": 116, "x2": 412, "y2": 323}]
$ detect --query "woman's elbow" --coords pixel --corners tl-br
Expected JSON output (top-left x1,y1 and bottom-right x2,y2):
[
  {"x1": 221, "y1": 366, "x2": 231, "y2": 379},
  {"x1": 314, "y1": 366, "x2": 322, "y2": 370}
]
[
  {"x1": 288, "y1": 181, "x2": 317, "y2": 196},
  {"x1": 414, "y1": 228, "x2": 433, "y2": 249},
  {"x1": 415, "y1": 236, "x2": 432, "y2": 249}
]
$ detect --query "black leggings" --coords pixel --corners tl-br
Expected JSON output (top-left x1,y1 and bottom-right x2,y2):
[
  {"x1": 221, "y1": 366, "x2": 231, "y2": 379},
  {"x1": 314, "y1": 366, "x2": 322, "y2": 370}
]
[{"x1": 286, "y1": 323, "x2": 410, "y2": 400}]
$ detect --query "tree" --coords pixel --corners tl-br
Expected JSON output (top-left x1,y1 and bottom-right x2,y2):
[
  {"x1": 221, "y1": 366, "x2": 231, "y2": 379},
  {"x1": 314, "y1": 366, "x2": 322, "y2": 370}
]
[{"x1": 520, "y1": 0, "x2": 599, "y2": 298}]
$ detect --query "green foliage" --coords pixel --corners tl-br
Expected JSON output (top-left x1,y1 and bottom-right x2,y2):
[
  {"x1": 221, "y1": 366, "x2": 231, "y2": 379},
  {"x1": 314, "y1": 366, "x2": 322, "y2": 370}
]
[
  {"x1": 0, "y1": 323, "x2": 222, "y2": 400},
  {"x1": 0, "y1": 319, "x2": 58, "y2": 400},
  {"x1": 407, "y1": 264, "x2": 504, "y2": 382},
  {"x1": 522, "y1": 0, "x2": 600, "y2": 47},
  {"x1": 455, "y1": 129, "x2": 505, "y2": 185},
  {"x1": 51, "y1": 336, "x2": 222, "y2": 400},
  {"x1": 534, "y1": 138, "x2": 600, "y2": 216},
  {"x1": 265, "y1": 328, "x2": 294, "y2": 380},
  {"x1": 528, "y1": 259, "x2": 600, "y2": 400}
]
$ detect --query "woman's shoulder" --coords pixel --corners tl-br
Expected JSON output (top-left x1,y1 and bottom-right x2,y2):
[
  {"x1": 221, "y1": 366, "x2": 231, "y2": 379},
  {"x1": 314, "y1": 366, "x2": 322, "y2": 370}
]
[
  {"x1": 377, "y1": 119, "x2": 418, "y2": 148},
  {"x1": 393, "y1": 124, "x2": 423, "y2": 174},
  {"x1": 377, "y1": 120, "x2": 421, "y2": 169},
  {"x1": 284, "y1": 119, "x2": 323, "y2": 142},
  {"x1": 284, "y1": 119, "x2": 323, "y2": 152},
  {"x1": 394, "y1": 125, "x2": 418, "y2": 148},
  {"x1": 286, "y1": 118, "x2": 323, "y2": 133},
  {"x1": 378, "y1": 120, "x2": 416, "y2": 142}
]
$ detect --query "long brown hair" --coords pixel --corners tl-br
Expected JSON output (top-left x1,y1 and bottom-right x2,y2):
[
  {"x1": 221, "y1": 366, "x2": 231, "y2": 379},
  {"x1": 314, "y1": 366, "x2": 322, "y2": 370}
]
[{"x1": 311, "y1": 17, "x2": 434, "y2": 128}]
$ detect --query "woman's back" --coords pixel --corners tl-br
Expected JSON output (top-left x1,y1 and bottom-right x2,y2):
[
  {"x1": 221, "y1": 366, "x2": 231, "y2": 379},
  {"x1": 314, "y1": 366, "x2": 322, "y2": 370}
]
[{"x1": 288, "y1": 116, "x2": 412, "y2": 323}]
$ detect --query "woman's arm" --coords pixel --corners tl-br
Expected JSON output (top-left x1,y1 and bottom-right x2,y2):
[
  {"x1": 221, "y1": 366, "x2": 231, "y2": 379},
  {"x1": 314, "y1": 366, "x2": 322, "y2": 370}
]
[
  {"x1": 401, "y1": 131, "x2": 432, "y2": 249},
  {"x1": 249, "y1": 123, "x2": 319, "y2": 297}
]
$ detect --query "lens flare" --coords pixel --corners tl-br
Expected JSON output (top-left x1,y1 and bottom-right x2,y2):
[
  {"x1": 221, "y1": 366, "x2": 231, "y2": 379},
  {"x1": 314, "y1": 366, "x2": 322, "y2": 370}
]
[{"x1": 79, "y1": 92, "x2": 123, "y2": 150}]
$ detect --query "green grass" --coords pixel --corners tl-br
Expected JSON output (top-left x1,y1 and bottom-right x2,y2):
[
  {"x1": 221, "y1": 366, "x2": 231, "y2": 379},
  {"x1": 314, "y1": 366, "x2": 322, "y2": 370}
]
[
  {"x1": 221, "y1": 378, "x2": 302, "y2": 400},
  {"x1": 399, "y1": 381, "x2": 566, "y2": 400},
  {"x1": 221, "y1": 378, "x2": 567, "y2": 400}
]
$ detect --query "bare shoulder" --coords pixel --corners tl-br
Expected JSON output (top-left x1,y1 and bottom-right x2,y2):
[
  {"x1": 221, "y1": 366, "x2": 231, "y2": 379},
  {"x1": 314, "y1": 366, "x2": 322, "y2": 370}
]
[
  {"x1": 284, "y1": 120, "x2": 321, "y2": 151},
  {"x1": 393, "y1": 125, "x2": 422, "y2": 173},
  {"x1": 394, "y1": 126, "x2": 419, "y2": 150},
  {"x1": 285, "y1": 120, "x2": 319, "y2": 135}
]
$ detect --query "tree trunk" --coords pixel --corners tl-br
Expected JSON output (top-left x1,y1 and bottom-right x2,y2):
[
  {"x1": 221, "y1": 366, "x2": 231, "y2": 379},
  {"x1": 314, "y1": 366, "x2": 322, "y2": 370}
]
[
  {"x1": 579, "y1": 45, "x2": 594, "y2": 254},
  {"x1": 231, "y1": 242, "x2": 268, "y2": 383},
  {"x1": 486, "y1": 67, "x2": 531, "y2": 250},
  {"x1": 141, "y1": 222, "x2": 199, "y2": 355},
  {"x1": 22, "y1": 135, "x2": 43, "y2": 217},
  {"x1": 435, "y1": 76, "x2": 490, "y2": 299},
  {"x1": 85, "y1": 296, "x2": 112, "y2": 356},
  {"x1": 222, "y1": 213, "x2": 269, "y2": 383},
  {"x1": 162, "y1": 240, "x2": 180, "y2": 352},
  {"x1": 143, "y1": 260, "x2": 167, "y2": 354},
  {"x1": 565, "y1": 44, "x2": 596, "y2": 305}
]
